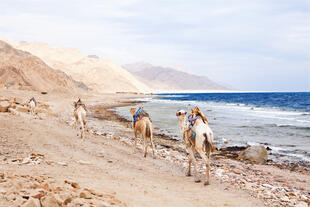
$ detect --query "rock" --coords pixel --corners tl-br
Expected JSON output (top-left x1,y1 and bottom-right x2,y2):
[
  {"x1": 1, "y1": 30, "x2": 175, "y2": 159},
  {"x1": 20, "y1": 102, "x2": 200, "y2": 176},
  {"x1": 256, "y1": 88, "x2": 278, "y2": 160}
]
[
  {"x1": 80, "y1": 191, "x2": 92, "y2": 199},
  {"x1": 77, "y1": 160, "x2": 91, "y2": 165},
  {"x1": 300, "y1": 194, "x2": 307, "y2": 201},
  {"x1": 54, "y1": 193, "x2": 72, "y2": 205},
  {"x1": 16, "y1": 106, "x2": 29, "y2": 113},
  {"x1": 13, "y1": 97, "x2": 23, "y2": 104},
  {"x1": 22, "y1": 157, "x2": 31, "y2": 164},
  {"x1": 0, "y1": 101, "x2": 10, "y2": 112},
  {"x1": 71, "y1": 182, "x2": 80, "y2": 189},
  {"x1": 296, "y1": 201, "x2": 308, "y2": 207},
  {"x1": 71, "y1": 198, "x2": 86, "y2": 206},
  {"x1": 57, "y1": 162, "x2": 67, "y2": 166},
  {"x1": 280, "y1": 195, "x2": 290, "y2": 202},
  {"x1": 40, "y1": 193, "x2": 60, "y2": 207},
  {"x1": 238, "y1": 145, "x2": 268, "y2": 164},
  {"x1": 22, "y1": 198, "x2": 41, "y2": 207},
  {"x1": 8, "y1": 108, "x2": 20, "y2": 115}
]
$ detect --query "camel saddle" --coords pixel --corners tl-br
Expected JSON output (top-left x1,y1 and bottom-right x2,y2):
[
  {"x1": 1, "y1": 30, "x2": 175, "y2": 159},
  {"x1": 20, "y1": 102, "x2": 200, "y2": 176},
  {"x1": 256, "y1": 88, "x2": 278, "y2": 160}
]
[{"x1": 133, "y1": 108, "x2": 151, "y2": 127}]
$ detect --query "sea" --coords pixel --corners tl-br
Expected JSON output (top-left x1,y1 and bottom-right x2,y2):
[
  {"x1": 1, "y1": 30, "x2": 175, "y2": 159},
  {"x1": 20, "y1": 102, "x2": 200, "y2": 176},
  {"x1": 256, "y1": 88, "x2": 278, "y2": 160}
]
[{"x1": 113, "y1": 92, "x2": 310, "y2": 164}]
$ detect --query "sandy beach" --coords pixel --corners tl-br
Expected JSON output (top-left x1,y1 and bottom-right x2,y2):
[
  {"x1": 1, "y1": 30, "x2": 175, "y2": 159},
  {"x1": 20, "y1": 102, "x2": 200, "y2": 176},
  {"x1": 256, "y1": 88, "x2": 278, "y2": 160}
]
[{"x1": 0, "y1": 89, "x2": 309, "y2": 207}]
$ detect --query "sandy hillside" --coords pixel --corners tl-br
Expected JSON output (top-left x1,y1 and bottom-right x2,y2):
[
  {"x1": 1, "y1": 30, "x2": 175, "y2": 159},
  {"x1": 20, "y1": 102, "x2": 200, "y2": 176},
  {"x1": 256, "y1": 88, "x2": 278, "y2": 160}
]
[
  {"x1": 14, "y1": 41, "x2": 150, "y2": 93},
  {"x1": 0, "y1": 40, "x2": 87, "y2": 93}
]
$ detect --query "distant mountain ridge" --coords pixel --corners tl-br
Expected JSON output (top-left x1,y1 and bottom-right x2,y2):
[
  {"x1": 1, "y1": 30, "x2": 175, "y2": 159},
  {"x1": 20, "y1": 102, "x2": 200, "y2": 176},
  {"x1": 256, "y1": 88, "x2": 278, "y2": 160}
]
[
  {"x1": 123, "y1": 62, "x2": 228, "y2": 91},
  {"x1": 0, "y1": 40, "x2": 87, "y2": 93},
  {"x1": 14, "y1": 41, "x2": 150, "y2": 93}
]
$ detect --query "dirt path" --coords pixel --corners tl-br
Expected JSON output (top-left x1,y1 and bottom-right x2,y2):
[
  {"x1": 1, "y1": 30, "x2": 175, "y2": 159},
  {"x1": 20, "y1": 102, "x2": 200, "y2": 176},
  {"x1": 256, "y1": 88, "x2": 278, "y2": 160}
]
[{"x1": 0, "y1": 93, "x2": 264, "y2": 207}]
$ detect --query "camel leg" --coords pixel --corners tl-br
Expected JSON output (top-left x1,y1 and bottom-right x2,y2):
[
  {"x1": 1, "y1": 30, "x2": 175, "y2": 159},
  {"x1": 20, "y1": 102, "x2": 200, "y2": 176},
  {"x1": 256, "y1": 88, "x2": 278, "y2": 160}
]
[
  {"x1": 196, "y1": 147, "x2": 210, "y2": 185},
  {"x1": 185, "y1": 143, "x2": 192, "y2": 176},
  {"x1": 150, "y1": 133, "x2": 155, "y2": 158},
  {"x1": 143, "y1": 129, "x2": 148, "y2": 158},
  {"x1": 190, "y1": 146, "x2": 200, "y2": 182},
  {"x1": 133, "y1": 130, "x2": 137, "y2": 154},
  {"x1": 79, "y1": 118, "x2": 85, "y2": 139}
]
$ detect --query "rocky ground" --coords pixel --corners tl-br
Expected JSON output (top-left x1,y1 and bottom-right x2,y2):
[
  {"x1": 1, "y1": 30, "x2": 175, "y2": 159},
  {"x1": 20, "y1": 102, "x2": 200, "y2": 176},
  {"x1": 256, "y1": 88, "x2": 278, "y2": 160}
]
[{"x1": 0, "y1": 89, "x2": 309, "y2": 207}]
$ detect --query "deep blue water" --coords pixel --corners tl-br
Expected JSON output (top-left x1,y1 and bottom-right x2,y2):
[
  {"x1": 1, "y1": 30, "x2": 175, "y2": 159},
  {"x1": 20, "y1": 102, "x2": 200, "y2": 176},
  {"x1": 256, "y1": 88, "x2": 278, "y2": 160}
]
[
  {"x1": 115, "y1": 92, "x2": 310, "y2": 163},
  {"x1": 156, "y1": 92, "x2": 310, "y2": 112}
]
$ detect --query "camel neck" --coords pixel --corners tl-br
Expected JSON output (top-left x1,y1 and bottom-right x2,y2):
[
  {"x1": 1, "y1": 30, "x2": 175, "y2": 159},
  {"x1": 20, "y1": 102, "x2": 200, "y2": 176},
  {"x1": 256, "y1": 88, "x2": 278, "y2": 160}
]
[{"x1": 178, "y1": 117, "x2": 187, "y2": 132}]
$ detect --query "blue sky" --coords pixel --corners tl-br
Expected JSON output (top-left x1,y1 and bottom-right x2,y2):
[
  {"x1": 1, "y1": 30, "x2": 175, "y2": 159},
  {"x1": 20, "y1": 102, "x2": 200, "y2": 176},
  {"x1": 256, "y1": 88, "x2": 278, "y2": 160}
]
[{"x1": 1, "y1": 0, "x2": 309, "y2": 91}]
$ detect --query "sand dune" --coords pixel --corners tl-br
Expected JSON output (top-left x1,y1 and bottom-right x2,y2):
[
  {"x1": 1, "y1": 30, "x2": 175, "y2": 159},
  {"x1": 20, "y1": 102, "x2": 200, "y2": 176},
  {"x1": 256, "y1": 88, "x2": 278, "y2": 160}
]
[
  {"x1": 15, "y1": 41, "x2": 150, "y2": 93},
  {"x1": 0, "y1": 40, "x2": 87, "y2": 93}
]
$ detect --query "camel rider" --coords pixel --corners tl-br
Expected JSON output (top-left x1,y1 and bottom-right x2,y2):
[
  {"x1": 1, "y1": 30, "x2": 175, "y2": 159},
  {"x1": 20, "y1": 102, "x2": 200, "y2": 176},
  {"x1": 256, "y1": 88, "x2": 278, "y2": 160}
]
[
  {"x1": 187, "y1": 109, "x2": 197, "y2": 139},
  {"x1": 75, "y1": 98, "x2": 87, "y2": 111},
  {"x1": 188, "y1": 109, "x2": 196, "y2": 127},
  {"x1": 194, "y1": 106, "x2": 208, "y2": 124}
]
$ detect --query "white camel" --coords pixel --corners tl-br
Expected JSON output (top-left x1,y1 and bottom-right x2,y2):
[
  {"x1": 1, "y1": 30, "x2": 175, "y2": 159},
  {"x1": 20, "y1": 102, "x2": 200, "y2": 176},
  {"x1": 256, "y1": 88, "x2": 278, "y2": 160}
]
[
  {"x1": 28, "y1": 97, "x2": 37, "y2": 115},
  {"x1": 73, "y1": 99, "x2": 87, "y2": 139},
  {"x1": 176, "y1": 109, "x2": 215, "y2": 185}
]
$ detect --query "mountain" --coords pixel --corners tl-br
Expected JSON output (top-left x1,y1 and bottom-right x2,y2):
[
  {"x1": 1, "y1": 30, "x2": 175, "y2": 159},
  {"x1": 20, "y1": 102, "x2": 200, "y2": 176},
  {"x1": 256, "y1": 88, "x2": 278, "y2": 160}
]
[
  {"x1": 123, "y1": 62, "x2": 228, "y2": 91},
  {"x1": 0, "y1": 40, "x2": 87, "y2": 93},
  {"x1": 15, "y1": 42, "x2": 150, "y2": 93}
]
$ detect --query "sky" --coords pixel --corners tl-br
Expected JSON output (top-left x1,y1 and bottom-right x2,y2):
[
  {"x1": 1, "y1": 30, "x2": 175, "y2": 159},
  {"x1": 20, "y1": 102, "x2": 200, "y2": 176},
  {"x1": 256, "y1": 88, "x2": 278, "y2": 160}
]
[{"x1": 0, "y1": 0, "x2": 309, "y2": 91}]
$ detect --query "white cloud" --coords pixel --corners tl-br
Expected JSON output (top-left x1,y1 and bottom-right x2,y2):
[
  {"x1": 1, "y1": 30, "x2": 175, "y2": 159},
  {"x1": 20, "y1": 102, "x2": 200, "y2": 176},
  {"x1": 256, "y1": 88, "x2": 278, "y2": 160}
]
[{"x1": 0, "y1": 0, "x2": 309, "y2": 91}]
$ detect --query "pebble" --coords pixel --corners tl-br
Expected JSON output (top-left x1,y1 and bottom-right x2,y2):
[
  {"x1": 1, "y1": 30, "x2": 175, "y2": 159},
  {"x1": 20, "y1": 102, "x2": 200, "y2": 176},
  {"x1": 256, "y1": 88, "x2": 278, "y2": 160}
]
[
  {"x1": 80, "y1": 191, "x2": 92, "y2": 199},
  {"x1": 295, "y1": 201, "x2": 308, "y2": 207},
  {"x1": 22, "y1": 197, "x2": 41, "y2": 207}
]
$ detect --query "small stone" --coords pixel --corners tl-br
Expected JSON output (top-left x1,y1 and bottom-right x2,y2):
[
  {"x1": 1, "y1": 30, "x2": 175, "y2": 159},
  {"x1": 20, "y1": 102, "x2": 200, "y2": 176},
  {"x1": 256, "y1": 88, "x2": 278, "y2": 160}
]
[
  {"x1": 22, "y1": 157, "x2": 31, "y2": 164},
  {"x1": 71, "y1": 182, "x2": 80, "y2": 189},
  {"x1": 77, "y1": 160, "x2": 91, "y2": 165},
  {"x1": 57, "y1": 162, "x2": 67, "y2": 166},
  {"x1": 300, "y1": 194, "x2": 308, "y2": 201},
  {"x1": 22, "y1": 197, "x2": 41, "y2": 207},
  {"x1": 40, "y1": 193, "x2": 60, "y2": 207},
  {"x1": 280, "y1": 195, "x2": 290, "y2": 202},
  {"x1": 0, "y1": 101, "x2": 10, "y2": 112},
  {"x1": 80, "y1": 191, "x2": 92, "y2": 199},
  {"x1": 296, "y1": 201, "x2": 308, "y2": 207}
]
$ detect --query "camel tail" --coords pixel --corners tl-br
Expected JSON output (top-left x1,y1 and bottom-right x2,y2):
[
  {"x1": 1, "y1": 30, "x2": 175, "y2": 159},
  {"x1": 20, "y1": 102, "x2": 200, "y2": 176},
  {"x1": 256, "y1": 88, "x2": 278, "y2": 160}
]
[
  {"x1": 203, "y1": 133, "x2": 215, "y2": 157},
  {"x1": 145, "y1": 120, "x2": 152, "y2": 138}
]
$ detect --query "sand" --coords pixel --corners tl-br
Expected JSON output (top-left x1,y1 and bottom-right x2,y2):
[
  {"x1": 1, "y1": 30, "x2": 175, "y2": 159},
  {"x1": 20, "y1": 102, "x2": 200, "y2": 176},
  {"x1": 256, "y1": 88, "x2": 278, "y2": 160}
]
[{"x1": 0, "y1": 89, "x2": 309, "y2": 207}]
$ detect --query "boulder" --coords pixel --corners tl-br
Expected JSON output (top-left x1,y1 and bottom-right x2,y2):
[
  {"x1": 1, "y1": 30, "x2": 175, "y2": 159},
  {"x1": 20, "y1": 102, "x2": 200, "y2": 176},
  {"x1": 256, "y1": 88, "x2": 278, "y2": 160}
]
[
  {"x1": 0, "y1": 101, "x2": 10, "y2": 112},
  {"x1": 238, "y1": 145, "x2": 268, "y2": 164},
  {"x1": 40, "y1": 193, "x2": 60, "y2": 207},
  {"x1": 22, "y1": 198, "x2": 41, "y2": 207}
]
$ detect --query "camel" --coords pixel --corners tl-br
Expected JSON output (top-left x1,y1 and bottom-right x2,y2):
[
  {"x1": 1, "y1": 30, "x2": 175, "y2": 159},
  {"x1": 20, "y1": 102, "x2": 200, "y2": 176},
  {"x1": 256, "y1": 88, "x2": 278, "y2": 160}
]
[
  {"x1": 130, "y1": 107, "x2": 155, "y2": 158},
  {"x1": 28, "y1": 97, "x2": 37, "y2": 115},
  {"x1": 176, "y1": 109, "x2": 215, "y2": 185},
  {"x1": 73, "y1": 99, "x2": 87, "y2": 139}
]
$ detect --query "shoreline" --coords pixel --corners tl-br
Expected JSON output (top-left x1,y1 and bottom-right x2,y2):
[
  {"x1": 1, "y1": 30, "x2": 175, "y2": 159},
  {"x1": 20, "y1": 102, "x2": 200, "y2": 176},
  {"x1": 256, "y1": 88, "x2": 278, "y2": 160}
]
[
  {"x1": 0, "y1": 89, "x2": 309, "y2": 207},
  {"x1": 98, "y1": 98, "x2": 310, "y2": 173},
  {"x1": 87, "y1": 98, "x2": 310, "y2": 207}
]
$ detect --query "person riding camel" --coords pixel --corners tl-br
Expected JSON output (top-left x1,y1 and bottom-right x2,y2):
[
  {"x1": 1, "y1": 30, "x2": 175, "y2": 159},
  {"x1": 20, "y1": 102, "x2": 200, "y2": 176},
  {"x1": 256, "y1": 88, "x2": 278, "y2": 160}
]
[
  {"x1": 75, "y1": 98, "x2": 87, "y2": 111},
  {"x1": 194, "y1": 106, "x2": 208, "y2": 124},
  {"x1": 132, "y1": 107, "x2": 151, "y2": 128}
]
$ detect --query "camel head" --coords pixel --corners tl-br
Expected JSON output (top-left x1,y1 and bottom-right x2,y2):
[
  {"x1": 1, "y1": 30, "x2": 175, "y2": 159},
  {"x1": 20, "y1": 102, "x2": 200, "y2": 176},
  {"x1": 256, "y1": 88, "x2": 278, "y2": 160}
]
[
  {"x1": 176, "y1": 109, "x2": 187, "y2": 121},
  {"x1": 130, "y1": 107, "x2": 136, "y2": 116}
]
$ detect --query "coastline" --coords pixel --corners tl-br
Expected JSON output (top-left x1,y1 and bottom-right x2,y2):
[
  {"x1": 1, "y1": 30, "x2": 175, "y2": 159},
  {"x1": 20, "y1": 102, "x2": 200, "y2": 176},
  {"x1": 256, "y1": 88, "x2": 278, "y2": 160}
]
[
  {"x1": 108, "y1": 97, "x2": 310, "y2": 172},
  {"x1": 0, "y1": 89, "x2": 309, "y2": 207},
  {"x1": 88, "y1": 98, "x2": 310, "y2": 207}
]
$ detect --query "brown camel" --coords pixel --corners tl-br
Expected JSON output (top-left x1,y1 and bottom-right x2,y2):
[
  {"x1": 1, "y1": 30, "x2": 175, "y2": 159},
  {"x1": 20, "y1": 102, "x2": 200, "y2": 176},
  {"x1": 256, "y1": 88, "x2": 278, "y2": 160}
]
[
  {"x1": 176, "y1": 109, "x2": 215, "y2": 185},
  {"x1": 130, "y1": 108, "x2": 155, "y2": 158}
]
